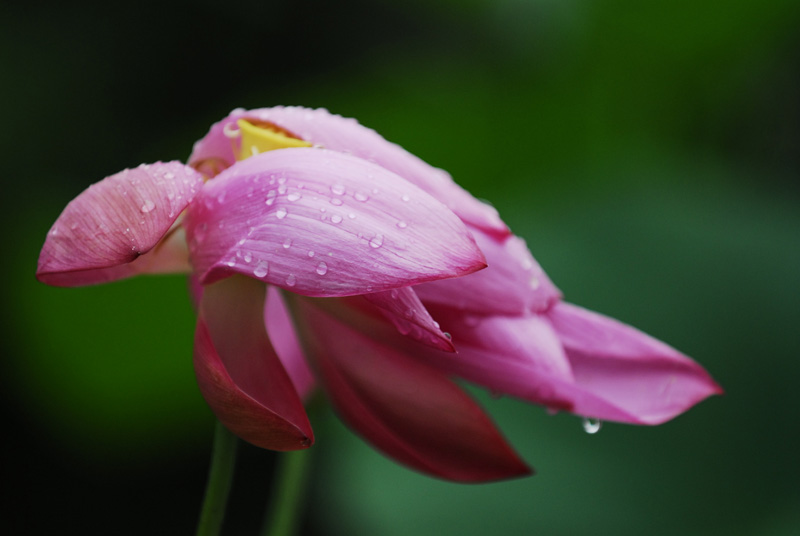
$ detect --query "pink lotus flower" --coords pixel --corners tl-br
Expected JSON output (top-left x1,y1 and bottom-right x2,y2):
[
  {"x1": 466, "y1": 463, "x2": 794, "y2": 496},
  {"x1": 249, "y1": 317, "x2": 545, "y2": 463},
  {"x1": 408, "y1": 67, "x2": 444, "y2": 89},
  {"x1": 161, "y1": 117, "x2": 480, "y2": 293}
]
[{"x1": 37, "y1": 106, "x2": 722, "y2": 482}]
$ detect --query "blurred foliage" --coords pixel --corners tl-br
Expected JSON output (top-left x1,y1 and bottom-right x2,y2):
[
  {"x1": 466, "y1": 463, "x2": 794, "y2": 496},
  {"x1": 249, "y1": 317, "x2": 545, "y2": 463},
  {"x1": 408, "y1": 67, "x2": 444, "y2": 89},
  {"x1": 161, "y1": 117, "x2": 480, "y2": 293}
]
[{"x1": 2, "y1": 0, "x2": 799, "y2": 534}]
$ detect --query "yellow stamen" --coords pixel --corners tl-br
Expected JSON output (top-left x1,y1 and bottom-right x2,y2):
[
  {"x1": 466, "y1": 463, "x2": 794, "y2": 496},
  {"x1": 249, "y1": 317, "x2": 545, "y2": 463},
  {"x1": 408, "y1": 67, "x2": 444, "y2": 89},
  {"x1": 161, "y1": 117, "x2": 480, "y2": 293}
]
[{"x1": 235, "y1": 119, "x2": 312, "y2": 161}]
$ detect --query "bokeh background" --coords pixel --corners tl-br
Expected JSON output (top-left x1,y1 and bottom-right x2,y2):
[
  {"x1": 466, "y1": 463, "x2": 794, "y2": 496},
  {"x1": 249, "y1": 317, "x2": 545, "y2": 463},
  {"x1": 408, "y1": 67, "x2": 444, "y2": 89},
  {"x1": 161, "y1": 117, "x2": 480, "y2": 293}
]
[{"x1": 2, "y1": 0, "x2": 799, "y2": 534}]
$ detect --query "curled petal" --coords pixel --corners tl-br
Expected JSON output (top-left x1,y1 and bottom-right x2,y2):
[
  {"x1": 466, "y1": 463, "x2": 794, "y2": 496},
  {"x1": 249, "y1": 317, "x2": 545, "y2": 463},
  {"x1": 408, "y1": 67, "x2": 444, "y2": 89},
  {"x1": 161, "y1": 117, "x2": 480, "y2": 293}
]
[
  {"x1": 547, "y1": 303, "x2": 723, "y2": 424},
  {"x1": 265, "y1": 286, "x2": 315, "y2": 399},
  {"x1": 185, "y1": 148, "x2": 486, "y2": 296},
  {"x1": 37, "y1": 162, "x2": 203, "y2": 286},
  {"x1": 288, "y1": 297, "x2": 531, "y2": 482},
  {"x1": 194, "y1": 275, "x2": 313, "y2": 450},
  {"x1": 188, "y1": 106, "x2": 509, "y2": 238},
  {"x1": 363, "y1": 287, "x2": 455, "y2": 352},
  {"x1": 416, "y1": 229, "x2": 561, "y2": 315}
]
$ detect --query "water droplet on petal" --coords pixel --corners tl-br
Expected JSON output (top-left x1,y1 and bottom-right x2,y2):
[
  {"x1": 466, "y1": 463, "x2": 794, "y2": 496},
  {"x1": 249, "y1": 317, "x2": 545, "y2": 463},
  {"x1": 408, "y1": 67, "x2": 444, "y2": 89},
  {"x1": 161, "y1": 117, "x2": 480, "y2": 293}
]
[
  {"x1": 396, "y1": 221, "x2": 407, "y2": 229},
  {"x1": 331, "y1": 184, "x2": 345, "y2": 195},
  {"x1": 330, "y1": 198, "x2": 343, "y2": 206},
  {"x1": 401, "y1": 194, "x2": 410, "y2": 202},
  {"x1": 140, "y1": 200, "x2": 155, "y2": 213},
  {"x1": 307, "y1": 250, "x2": 316, "y2": 258},
  {"x1": 254, "y1": 261, "x2": 269, "y2": 277},
  {"x1": 529, "y1": 276, "x2": 540, "y2": 290},
  {"x1": 278, "y1": 184, "x2": 287, "y2": 195},
  {"x1": 369, "y1": 234, "x2": 384, "y2": 248},
  {"x1": 285, "y1": 274, "x2": 297, "y2": 287},
  {"x1": 244, "y1": 252, "x2": 253, "y2": 263},
  {"x1": 347, "y1": 212, "x2": 356, "y2": 219},
  {"x1": 287, "y1": 192, "x2": 301, "y2": 202},
  {"x1": 315, "y1": 261, "x2": 328, "y2": 275},
  {"x1": 276, "y1": 208, "x2": 288, "y2": 219},
  {"x1": 283, "y1": 238, "x2": 292, "y2": 249},
  {"x1": 581, "y1": 417, "x2": 602, "y2": 434},
  {"x1": 354, "y1": 191, "x2": 369, "y2": 202},
  {"x1": 331, "y1": 215, "x2": 342, "y2": 224}
]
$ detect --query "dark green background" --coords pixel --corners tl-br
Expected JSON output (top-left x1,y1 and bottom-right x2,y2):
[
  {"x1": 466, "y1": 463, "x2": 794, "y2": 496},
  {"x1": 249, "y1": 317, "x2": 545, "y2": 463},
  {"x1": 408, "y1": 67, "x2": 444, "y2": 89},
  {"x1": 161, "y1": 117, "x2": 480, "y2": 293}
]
[{"x1": 2, "y1": 1, "x2": 798, "y2": 534}]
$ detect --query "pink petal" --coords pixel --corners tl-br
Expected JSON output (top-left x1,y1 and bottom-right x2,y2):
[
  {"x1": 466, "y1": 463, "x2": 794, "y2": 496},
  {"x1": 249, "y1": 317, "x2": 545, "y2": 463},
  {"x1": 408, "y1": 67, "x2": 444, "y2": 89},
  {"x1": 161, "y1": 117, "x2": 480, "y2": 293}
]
[
  {"x1": 418, "y1": 308, "x2": 577, "y2": 411},
  {"x1": 264, "y1": 286, "x2": 315, "y2": 399},
  {"x1": 37, "y1": 162, "x2": 203, "y2": 286},
  {"x1": 289, "y1": 296, "x2": 531, "y2": 482},
  {"x1": 547, "y1": 302, "x2": 724, "y2": 424},
  {"x1": 415, "y1": 228, "x2": 561, "y2": 315},
  {"x1": 363, "y1": 287, "x2": 455, "y2": 352},
  {"x1": 194, "y1": 275, "x2": 313, "y2": 450},
  {"x1": 188, "y1": 107, "x2": 509, "y2": 238},
  {"x1": 185, "y1": 148, "x2": 486, "y2": 296}
]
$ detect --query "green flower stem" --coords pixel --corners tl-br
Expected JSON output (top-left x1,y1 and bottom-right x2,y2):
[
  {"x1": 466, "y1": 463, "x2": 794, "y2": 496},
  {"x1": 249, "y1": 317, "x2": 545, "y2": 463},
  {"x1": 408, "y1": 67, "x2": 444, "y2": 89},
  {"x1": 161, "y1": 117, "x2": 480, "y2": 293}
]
[
  {"x1": 260, "y1": 449, "x2": 313, "y2": 536},
  {"x1": 196, "y1": 421, "x2": 239, "y2": 536}
]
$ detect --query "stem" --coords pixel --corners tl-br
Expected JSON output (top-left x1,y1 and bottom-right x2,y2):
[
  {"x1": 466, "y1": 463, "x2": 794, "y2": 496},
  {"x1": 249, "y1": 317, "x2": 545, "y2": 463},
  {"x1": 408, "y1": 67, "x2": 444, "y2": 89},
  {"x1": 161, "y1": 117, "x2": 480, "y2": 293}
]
[
  {"x1": 196, "y1": 421, "x2": 239, "y2": 536},
  {"x1": 260, "y1": 449, "x2": 313, "y2": 536}
]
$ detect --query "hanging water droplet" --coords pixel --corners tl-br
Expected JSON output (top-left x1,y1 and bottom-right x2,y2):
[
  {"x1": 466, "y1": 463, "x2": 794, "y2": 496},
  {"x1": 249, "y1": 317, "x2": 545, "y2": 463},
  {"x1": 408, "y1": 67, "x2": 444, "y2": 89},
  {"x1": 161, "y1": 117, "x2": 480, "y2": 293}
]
[
  {"x1": 254, "y1": 261, "x2": 269, "y2": 277},
  {"x1": 315, "y1": 261, "x2": 328, "y2": 275},
  {"x1": 369, "y1": 234, "x2": 384, "y2": 248},
  {"x1": 331, "y1": 214, "x2": 343, "y2": 224},
  {"x1": 285, "y1": 274, "x2": 297, "y2": 287},
  {"x1": 331, "y1": 184, "x2": 345, "y2": 195},
  {"x1": 581, "y1": 417, "x2": 602, "y2": 434},
  {"x1": 275, "y1": 208, "x2": 288, "y2": 219},
  {"x1": 140, "y1": 199, "x2": 156, "y2": 213},
  {"x1": 283, "y1": 238, "x2": 292, "y2": 249}
]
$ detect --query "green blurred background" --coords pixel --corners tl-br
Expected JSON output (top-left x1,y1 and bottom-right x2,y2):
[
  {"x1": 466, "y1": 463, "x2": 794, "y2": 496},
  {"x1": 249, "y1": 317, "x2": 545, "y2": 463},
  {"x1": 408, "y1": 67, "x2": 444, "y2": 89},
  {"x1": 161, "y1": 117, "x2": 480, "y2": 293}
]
[{"x1": 2, "y1": 0, "x2": 799, "y2": 534}]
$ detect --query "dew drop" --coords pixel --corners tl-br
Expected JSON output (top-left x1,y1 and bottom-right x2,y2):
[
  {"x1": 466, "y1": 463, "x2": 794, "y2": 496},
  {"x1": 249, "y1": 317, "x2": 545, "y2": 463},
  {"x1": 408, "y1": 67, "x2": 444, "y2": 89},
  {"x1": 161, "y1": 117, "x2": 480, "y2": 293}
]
[
  {"x1": 276, "y1": 208, "x2": 288, "y2": 219},
  {"x1": 140, "y1": 200, "x2": 155, "y2": 213},
  {"x1": 164, "y1": 172, "x2": 175, "y2": 180},
  {"x1": 581, "y1": 417, "x2": 602, "y2": 434},
  {"x1": 390, "y1": 289, "x2": 399, "y2": 299},
  {"x1": 331, "y1": 214, "x2": 343, "y2": 224},
  {"x1": 287, "y1": 192, "x2": 301, "y2": 202},
  {"x1": 396, "y1": 221, "x2": 407, "y2": 229},
  {"x1": 331, "y1": 184, "x2": 345, "y2": 195},
  {"x1": 354, "y1": 191, "x2": 369, "y2": 202},
  {"x1": 254, "y1": 261, "x2": 269, "y2": 277},
  {"x1": 315, "y1": 261, "x2": 328, "y2": 275},
  {"x1": 285, "y1": 274, "x2": 297, "y2": 287},
  {"x1": 529, "y1": 276, "x2": 540, "y2": 290},
  {"x1": 401, "y1": 194, "x2": 410, "y2": 202},
  {"x1": 330, "y1": 198, "x2": 343, "y2": 206},
  {"x1": 278, "y1": 184, "x2": 287, "y2": 195},
  {"x1": 283, "y1": 238, "x2": 292, "y2": 249},
  {"x1": 347, "y1": 212, "x2": 356, "y2": 219},
  {"x1": 307, "y1": 250, "x2": 315, "y2": 258},
  {"x1": 265, "y1": 198, "x2": 275, "y2": 206},
  {"x1": 369, "y1": 234, "x2": 384, "y2": 248},
  {"x1": 244, "y1": 252, "x2": 253, "y2": 263}
]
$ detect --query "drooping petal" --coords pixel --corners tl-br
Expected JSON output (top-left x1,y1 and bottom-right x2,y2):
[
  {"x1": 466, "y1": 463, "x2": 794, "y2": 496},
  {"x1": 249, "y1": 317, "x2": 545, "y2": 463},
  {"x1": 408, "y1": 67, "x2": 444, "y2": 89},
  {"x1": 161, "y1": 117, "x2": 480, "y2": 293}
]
[
  {"x1": 184, "y1": 148, "x2": 486, "y2": 296},
  {"x1": 547, "y1": 302, "x2": 723, "y2": 424},
  {"x1": 37, "y1": 162, "x2": 203, "y2": 286},
  {"x1": 415, "y1": 229, "x2": 561, "y2": 315},
  {"x1": 194, "y1": 275, "x2": 313, "y2": 450},
  {"x1": 418, "y1": 308, "x2": 577, "y2": 412},
  {"x1": 265, "y1": 286, "x2": 315, "y2": 399},
  {"x1": 288, "y1": 296, "x2": 531, "y2": 482},
  {"x1": 363, "y1": 287, "x2": 455, "y2": 352},
  {"x1": 188, "y1": 107, "x2": 509, "y2": 238}
]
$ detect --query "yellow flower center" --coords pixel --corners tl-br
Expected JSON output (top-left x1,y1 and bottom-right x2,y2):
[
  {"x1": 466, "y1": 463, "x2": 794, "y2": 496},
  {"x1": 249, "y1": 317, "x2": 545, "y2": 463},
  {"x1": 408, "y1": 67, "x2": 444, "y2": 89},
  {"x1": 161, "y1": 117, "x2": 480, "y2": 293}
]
[{"x1": 234, "y1": 119, "x2": 312, "y2": 161}]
